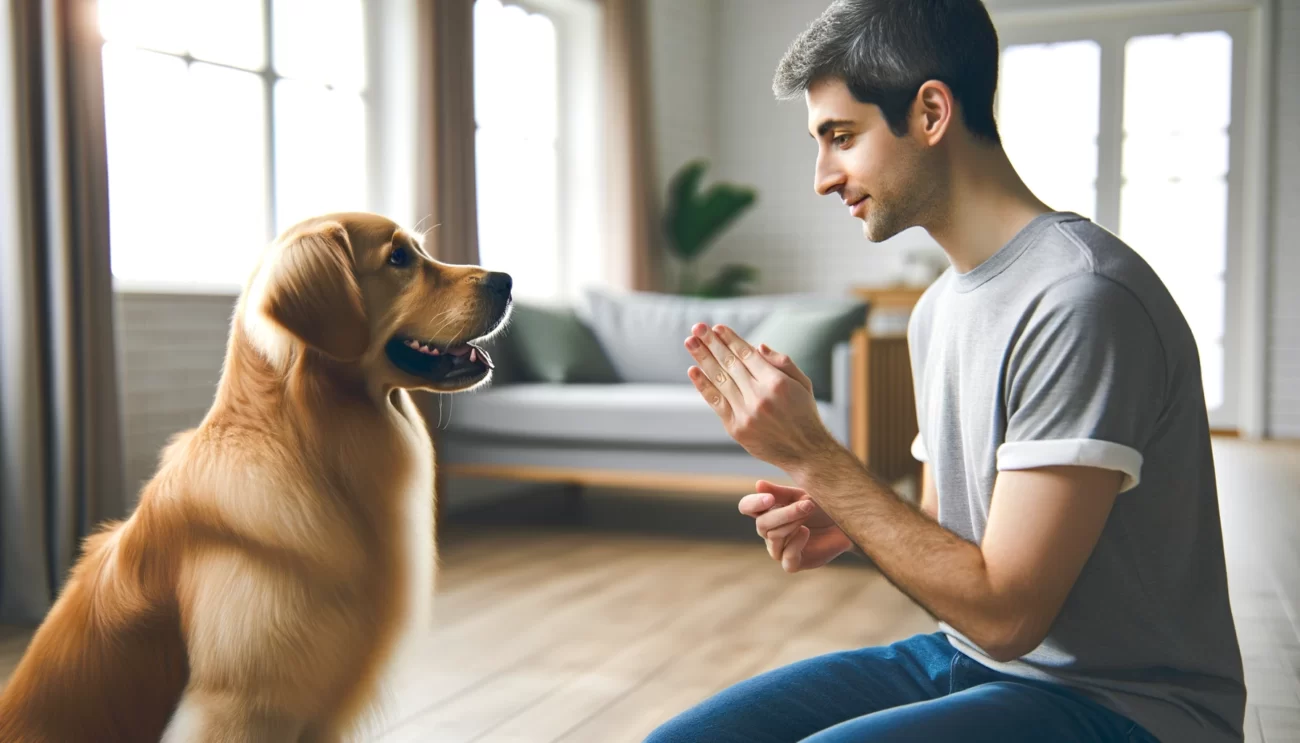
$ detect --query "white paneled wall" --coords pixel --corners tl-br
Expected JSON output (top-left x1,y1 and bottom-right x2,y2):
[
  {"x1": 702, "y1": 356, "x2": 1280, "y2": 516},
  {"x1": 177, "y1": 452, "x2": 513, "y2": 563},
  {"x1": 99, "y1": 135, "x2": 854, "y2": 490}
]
[
  {"x1": 1268, "y1": 0, "x2": 1300, "y2": 438},
  {"x1": 115, "y1": 293, "x2": 232, "y2": 500}
]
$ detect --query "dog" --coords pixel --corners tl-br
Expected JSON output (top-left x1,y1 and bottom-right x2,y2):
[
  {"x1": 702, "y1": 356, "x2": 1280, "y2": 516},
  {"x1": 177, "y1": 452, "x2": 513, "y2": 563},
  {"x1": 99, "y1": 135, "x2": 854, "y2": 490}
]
[{"x1": 0, "y1": 212, "x2": 511, "y2": 742}]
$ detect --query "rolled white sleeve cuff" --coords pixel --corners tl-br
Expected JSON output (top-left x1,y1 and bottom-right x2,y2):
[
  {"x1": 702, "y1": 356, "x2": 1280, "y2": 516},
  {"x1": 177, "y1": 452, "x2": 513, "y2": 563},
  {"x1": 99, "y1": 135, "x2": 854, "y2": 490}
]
[
  {"x1": 911, "y1": 433, "x2": 928, "y2": 463},
  {"x1": 997, "y1": 438, "x2": 1143, "y2": 493}
]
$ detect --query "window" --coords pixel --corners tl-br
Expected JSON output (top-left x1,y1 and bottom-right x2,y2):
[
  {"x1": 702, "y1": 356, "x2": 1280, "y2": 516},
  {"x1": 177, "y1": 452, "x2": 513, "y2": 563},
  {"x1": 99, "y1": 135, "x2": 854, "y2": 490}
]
[
  {"x1": 473, "y1": 0, "x2": 603, "y2": 302},
  {"x1": 98, "y1": 0, "x2": 368, "y2": 290},
  {"x1": 995, "y1": 10, "x2": 1249, "y2": 427}
]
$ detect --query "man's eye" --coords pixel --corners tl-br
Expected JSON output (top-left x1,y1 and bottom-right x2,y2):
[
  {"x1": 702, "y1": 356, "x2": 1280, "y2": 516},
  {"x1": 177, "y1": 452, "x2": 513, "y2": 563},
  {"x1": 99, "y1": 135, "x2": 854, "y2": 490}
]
[
  {"x1": 833, "y1": 134, "x2": 852, "y2": 148},
  {"x1": 388, "y1": 247, "x2": 410, "y2": 267}
]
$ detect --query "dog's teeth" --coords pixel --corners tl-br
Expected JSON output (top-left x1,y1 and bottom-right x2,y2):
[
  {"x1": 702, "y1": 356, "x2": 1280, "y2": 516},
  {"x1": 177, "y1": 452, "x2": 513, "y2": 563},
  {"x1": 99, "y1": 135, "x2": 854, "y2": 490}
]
[
  {"x1": 406, "y1": 340, "x2": 419, "y2": 349},
  {"x1": 470, "y1": 348, "x2": 478, "y2": 363},
  {"x1": 431, "y1": 347, "x2": 440, "y2": 356}
]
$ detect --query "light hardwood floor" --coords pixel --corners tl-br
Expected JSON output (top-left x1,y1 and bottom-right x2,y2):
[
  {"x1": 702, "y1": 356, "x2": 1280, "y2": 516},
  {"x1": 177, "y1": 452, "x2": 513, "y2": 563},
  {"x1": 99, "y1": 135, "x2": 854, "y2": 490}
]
[{"x1": 2, "y1": 439, "x2": 1298, "y2": 742}]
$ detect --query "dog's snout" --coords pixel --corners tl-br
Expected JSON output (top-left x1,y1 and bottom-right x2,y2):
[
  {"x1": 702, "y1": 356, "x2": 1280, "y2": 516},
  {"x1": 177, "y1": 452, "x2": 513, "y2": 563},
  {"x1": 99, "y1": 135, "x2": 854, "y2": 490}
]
[{"x1": 484, "y1": 272, "x2": 512, "y2": 299}]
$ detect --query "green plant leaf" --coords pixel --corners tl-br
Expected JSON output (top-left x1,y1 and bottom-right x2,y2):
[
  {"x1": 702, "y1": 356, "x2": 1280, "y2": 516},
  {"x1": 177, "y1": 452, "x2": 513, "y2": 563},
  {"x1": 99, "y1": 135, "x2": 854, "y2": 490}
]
[
  {"x1": 695, "y1": 263, "x2": 759, "y2": 298},
  {"x1": 664, "y1": 160, "x2": 709, "y2": 260},
  {"x1": 663, "y1": 160, "x2": 756, "y2": 262}
]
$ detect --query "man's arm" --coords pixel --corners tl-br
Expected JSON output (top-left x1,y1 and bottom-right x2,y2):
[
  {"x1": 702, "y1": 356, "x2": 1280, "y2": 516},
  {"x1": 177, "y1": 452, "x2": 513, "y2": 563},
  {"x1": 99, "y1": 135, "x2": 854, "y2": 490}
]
[{"x1": 791, "y1": 446, "x2": 1120, "y2": 662}]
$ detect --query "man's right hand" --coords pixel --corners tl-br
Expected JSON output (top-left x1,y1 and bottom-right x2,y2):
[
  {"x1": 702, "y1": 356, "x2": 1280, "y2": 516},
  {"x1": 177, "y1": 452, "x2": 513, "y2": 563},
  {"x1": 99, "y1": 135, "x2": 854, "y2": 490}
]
[{"x1": 739, "y1": 480, "x2": 855, "y2": 573}]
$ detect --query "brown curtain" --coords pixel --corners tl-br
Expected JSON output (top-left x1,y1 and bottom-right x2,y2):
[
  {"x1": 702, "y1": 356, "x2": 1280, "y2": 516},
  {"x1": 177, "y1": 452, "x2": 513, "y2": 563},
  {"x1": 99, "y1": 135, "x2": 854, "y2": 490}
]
[
  {"x1": 0, "y1": 0, "x2": 125, "y2": 623},
  {"x1": 603, "y1": 0, "x2": 659, "y2": 292},
  {"x1": 416, "y1": 0, "x2": 480, "y2": 266}
]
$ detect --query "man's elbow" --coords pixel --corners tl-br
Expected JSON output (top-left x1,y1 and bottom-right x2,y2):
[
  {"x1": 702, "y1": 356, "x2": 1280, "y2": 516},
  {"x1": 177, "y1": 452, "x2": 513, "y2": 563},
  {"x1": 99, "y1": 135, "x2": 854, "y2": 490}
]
[{"x1": 972, "y1": 619, "x2": 1048, "y2": 663}]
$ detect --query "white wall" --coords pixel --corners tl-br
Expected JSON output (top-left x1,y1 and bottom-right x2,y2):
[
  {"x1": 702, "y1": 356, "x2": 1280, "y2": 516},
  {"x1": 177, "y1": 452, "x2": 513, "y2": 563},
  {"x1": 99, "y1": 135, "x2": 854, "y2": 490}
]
[{"x1": 1268, "y1": 0, "x2": 1300, "y2": 437}]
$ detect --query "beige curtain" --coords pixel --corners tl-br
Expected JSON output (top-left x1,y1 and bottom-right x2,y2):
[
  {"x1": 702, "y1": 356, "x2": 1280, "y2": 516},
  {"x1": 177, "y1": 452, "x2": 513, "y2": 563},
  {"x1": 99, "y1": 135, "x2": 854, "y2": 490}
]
[
  {"x1": 416, "y1": 0, "x2": 480, "y2": 266},
  {"x1": 1, "y1": 0, "x2": 125, "y2": 623},
  {"x1": 603, "y1": 0, "x2": 659, "y2": 292}
]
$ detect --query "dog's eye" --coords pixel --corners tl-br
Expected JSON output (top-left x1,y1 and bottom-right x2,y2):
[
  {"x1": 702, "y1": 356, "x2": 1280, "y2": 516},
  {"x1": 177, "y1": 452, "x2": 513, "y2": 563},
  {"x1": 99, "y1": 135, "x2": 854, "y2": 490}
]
[{"x1": 388, "y1": 246, "x2": 410, "y2": 267}]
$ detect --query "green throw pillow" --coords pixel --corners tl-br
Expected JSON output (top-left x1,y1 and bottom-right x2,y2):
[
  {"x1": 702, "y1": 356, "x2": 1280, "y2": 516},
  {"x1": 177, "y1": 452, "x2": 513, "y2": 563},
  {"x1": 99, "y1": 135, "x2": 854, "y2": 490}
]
[
  {"x1": 749, "y1": 302, "x2": 867, "y2": 401},
  {"x1": 508, "y1": 302, "x2": 620, "y2": 384}
]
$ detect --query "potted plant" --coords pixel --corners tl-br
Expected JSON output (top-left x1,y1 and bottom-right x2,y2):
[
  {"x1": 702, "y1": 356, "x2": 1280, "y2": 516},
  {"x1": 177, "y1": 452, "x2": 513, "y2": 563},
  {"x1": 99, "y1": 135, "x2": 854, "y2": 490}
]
[{"x1": 663, "y1": 159, "x2": 759, "y2": 298}]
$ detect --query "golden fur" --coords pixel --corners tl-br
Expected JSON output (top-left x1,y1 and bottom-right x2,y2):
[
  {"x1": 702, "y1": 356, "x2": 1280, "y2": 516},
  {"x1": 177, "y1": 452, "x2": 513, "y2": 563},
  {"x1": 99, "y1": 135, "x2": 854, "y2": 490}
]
[{"x1": 0, "y1": 213, "x2": 509, "y2": 742}]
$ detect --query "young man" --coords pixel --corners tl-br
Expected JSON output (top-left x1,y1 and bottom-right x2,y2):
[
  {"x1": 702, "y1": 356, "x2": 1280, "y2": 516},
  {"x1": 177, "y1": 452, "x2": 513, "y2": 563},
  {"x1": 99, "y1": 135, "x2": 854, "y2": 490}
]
[{"x1": 647, "y1": 1, "x2": 1246, "y2": 742}]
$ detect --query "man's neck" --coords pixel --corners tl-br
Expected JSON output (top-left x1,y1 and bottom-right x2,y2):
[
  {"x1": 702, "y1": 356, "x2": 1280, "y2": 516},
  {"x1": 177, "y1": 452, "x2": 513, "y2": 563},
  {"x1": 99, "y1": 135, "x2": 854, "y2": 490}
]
[{"x1": 925, "y1": 142, "x2": 1054, "y2": 274}]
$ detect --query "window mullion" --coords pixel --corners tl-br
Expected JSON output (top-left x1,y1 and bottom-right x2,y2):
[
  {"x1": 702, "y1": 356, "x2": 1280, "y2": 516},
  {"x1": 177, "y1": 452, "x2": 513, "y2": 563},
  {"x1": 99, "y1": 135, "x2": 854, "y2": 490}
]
[
  {"x1": 262, "y1": 0, "x2": 278, "y2": 240},
  {"x1": 1095, "y1": 30, "x2": 1125, "y2": 234}
]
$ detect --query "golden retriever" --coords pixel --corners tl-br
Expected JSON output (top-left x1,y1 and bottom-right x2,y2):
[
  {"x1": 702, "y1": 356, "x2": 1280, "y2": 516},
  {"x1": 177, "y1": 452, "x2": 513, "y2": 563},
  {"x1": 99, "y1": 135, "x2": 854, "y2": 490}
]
[{"x1": 0, "y1": 212, "x2": 511, "y2": 742}]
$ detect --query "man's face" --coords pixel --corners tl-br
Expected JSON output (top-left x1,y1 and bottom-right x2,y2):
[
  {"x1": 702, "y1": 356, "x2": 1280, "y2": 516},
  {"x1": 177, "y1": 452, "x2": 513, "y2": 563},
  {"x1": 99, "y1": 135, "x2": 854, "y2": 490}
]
[{"x1": 806, "y1": 78, "x2": 936, "y2": 242}]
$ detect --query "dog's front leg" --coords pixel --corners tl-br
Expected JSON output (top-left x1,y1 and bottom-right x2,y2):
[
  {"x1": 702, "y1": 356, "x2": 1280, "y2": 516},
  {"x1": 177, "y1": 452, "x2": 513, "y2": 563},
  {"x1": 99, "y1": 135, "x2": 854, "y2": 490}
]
[{"x1": 162, "y1": 689, "x2": 306, "y2": 743}]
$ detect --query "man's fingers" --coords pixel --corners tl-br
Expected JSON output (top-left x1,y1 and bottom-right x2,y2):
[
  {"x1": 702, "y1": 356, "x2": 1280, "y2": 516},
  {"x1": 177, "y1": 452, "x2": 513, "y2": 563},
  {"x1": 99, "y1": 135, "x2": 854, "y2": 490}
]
[
  {"x1": 758, "y1": 344, "x2": 815, "y2": 394},
  {"x1": 766, "y1": 520, "x2": 804, "y2": 542},
  {"x1": 686, "y1": 332, "x2": 746, "y2": 412},
  {"x1": 689, "y1": 323, "x2": 756, "y2": 400},
  {"x1": 688, "y1": 365, "x2": 733, "y2": 423},
  {"x1": 738, "y1": 491, "x2": 776, "y2": 516},
  {"x1": 712, "y1": 324, "x2": 764, "y2": 377},
  {"x1": 782, "y1": 526, "x2": 811, "y2": 572},
  {"x1": 755, "y1": 480, "x2": 807, "y2": 502},
  {"x1": 755, "y1": 500, "x2": 814, "y2": 535}
]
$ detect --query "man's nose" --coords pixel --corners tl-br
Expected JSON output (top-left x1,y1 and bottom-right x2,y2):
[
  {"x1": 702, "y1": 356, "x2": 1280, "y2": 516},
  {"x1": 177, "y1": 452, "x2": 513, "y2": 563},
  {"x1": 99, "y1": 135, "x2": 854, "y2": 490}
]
[{"x1": 814, "y1": 155, "x2": 844, "y2": 197}]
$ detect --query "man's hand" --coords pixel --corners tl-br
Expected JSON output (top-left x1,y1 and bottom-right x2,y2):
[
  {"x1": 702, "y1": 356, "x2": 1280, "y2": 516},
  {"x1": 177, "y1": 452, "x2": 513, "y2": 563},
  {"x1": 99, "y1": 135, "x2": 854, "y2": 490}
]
[
  {"x1": 684, "y1": 323, "x2": 838, "y2": 471},
  {"x1": 739, "y1": 480, "x2": 855, "y2": 573}
]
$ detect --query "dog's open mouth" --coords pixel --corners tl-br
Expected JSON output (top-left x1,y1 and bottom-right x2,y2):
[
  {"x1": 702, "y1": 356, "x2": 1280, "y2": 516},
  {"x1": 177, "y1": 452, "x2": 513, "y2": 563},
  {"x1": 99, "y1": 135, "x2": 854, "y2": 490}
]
[{"x1": 384, "y1": 336, "x2": 494, "y2": 385}]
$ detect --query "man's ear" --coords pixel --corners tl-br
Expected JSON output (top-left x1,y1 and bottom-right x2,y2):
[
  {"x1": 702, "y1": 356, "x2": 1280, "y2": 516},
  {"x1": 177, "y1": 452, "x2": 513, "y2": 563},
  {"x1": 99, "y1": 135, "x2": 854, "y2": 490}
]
[{"x1": 261, "y1": 221, "x2": 370, "y2": 361}]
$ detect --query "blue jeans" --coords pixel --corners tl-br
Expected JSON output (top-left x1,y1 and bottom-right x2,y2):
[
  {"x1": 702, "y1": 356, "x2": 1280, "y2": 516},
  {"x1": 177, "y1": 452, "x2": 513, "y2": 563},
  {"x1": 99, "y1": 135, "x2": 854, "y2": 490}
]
[{"x1": 644, "y1": 633, "x2": 1157, "y2": 743}]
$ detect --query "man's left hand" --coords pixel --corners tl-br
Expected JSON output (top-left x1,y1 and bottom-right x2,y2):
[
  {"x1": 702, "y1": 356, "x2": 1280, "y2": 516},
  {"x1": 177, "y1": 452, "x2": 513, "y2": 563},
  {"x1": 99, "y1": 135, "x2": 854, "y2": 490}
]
[{"x1": 684, "y1": 323, "x2": 837, "y2": 471}]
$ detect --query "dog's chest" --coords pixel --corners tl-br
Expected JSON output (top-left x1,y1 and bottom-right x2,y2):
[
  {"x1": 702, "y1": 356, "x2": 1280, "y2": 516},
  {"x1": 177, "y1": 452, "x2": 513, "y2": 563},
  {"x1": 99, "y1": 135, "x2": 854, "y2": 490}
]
[{"x1": 390, "y1": 392, "x2": 435, "y2": 633}]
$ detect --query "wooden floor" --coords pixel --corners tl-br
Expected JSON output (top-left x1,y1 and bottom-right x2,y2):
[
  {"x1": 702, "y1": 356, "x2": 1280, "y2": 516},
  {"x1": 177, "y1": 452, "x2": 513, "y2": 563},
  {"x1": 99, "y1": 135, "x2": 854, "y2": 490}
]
[{"x1": 2, "y1": 438, "x2": 1298, "y2": 741}]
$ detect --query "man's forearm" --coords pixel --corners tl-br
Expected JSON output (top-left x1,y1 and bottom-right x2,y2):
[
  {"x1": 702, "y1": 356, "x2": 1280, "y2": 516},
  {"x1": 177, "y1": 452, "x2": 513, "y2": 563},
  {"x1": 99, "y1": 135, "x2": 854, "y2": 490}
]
[{"x1": 791, "y1": 446, "x2": 1028, "y2": 660}]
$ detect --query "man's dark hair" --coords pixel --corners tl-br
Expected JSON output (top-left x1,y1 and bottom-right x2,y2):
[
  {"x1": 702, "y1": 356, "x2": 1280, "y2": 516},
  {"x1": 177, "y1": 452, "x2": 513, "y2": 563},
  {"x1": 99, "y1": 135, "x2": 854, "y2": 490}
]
[{"x1": 774, "y1": 0, "x2": 1002, "y2": 144}]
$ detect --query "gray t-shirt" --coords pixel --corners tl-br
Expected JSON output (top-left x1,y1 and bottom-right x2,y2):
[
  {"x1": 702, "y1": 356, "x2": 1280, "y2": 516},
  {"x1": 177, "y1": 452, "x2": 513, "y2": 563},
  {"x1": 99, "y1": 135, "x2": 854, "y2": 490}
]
[{"x1": 908, "y1": 211, "x2": 1245, "y2": 742}]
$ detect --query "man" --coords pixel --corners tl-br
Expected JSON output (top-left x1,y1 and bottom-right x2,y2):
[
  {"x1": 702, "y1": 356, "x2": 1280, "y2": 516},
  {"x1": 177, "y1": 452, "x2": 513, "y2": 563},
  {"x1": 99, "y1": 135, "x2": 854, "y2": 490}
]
[{"x1": 645, "y1": 1, "x2": 1246, "y2": 742}]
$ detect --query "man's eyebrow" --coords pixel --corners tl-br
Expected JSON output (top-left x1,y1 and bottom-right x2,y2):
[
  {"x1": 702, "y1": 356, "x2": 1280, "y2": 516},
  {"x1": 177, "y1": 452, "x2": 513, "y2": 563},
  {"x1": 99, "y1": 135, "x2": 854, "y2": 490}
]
[{"x1": 810, "y1": 118, "x2": 855, "y2": 139}]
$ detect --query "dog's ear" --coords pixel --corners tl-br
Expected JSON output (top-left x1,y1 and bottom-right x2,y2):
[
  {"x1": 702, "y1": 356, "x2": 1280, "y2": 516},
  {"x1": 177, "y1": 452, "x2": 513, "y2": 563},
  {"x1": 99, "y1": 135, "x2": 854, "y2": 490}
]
[{"x1": 261, "y1": 221, "x2": 370, "y2": 361}]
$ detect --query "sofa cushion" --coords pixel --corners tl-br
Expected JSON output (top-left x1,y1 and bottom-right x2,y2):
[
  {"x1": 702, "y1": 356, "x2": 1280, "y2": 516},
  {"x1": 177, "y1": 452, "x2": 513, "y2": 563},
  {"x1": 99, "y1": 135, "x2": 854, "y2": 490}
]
[
  {"x1": 447, "y1": 383, "x2": 840, "y2": 446},
  {"x1": 749, "y1": 302, "x2": 867, "y2": 401},
  {"x1": 506, "y1": 302, "x2": 620, "y2": 383},
  {"x1": 580, "y1": 289, "x2": 863, "y2": 385}
]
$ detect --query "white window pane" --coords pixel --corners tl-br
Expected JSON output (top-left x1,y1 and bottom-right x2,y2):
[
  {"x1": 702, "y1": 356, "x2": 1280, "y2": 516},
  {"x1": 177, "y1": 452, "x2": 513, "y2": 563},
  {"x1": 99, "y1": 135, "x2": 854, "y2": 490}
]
[
  {"x1": 274, "y1": 80, "x2": 367, "y2": 231},
  {"x1": 103, "y1": 44, "x2": 190, "y2": 282},
  {"x1": 476, "y1": 129, "x2": 559, "y2": 301},
  {"x1": 474, "y1": 0, "x2": 561, "y2": 299},
  {"x1": 474, "y1": 0, "x2": 557, "y2": 139},
  {"x1": 273, "y1": 0, "x2": 366, "y2": 92},
  {"x1": 1124, "y1": 32, "x2": 1232, "y2": 135},
  {"x1": 188, "y1": 0, "x2": 265, "y2": 70},
  {"x1": 1120, "y1": 30, "x2": 1233, "y2": 412},
  {"x1": 1123, "y1": 130, "x2": 1230, "y2": 182},
  {"x1": 98, "y1": 0, "x2": 189, "y2": 55},
  {"x1": 997, "y1": 40, "x2": 1101, "y2": 219},
  {"x1": 186, "y1": 63, "x2": 268, "y2": 285}
]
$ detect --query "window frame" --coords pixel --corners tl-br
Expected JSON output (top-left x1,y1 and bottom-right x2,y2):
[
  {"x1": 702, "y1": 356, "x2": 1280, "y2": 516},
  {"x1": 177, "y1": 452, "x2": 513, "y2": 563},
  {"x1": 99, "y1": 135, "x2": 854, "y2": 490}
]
[
  {"x1": 472, "y1": 0, "x2": 604, "y2": 303},
  {"x1": 103, "y1": 0, "x2": 372, "y2": 295},
  {"x1": 993, "y1": 5, "x2": 1264, "y2": 432}
]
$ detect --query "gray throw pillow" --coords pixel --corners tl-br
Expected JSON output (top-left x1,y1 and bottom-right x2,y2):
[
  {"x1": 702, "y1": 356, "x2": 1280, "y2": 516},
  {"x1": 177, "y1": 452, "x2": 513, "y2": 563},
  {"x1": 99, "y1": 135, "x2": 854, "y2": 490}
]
[
  {"x1": 748, "y1": 302, "x2": 867, "y2": 401},
  {"x1": 506, "y1": 302, "x2": 619, "y2": 384},
  {"x1": 580, "y1": 289, "x2": 787, "y2": 384}
]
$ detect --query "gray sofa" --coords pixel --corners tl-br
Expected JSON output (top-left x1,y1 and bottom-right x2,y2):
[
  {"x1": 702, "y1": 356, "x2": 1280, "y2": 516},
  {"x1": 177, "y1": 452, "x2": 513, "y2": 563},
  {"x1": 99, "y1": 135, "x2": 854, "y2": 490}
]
[{"x1": 434, "y1": 289, "x2": 868, "y2": 493}]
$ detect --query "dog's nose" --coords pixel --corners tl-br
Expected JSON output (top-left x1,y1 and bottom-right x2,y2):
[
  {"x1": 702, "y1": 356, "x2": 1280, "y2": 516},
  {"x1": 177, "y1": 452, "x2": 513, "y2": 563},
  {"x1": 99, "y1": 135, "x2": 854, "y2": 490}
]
[{"x1": 484, "y1": 272, "x2": 512, "y2": 299}]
